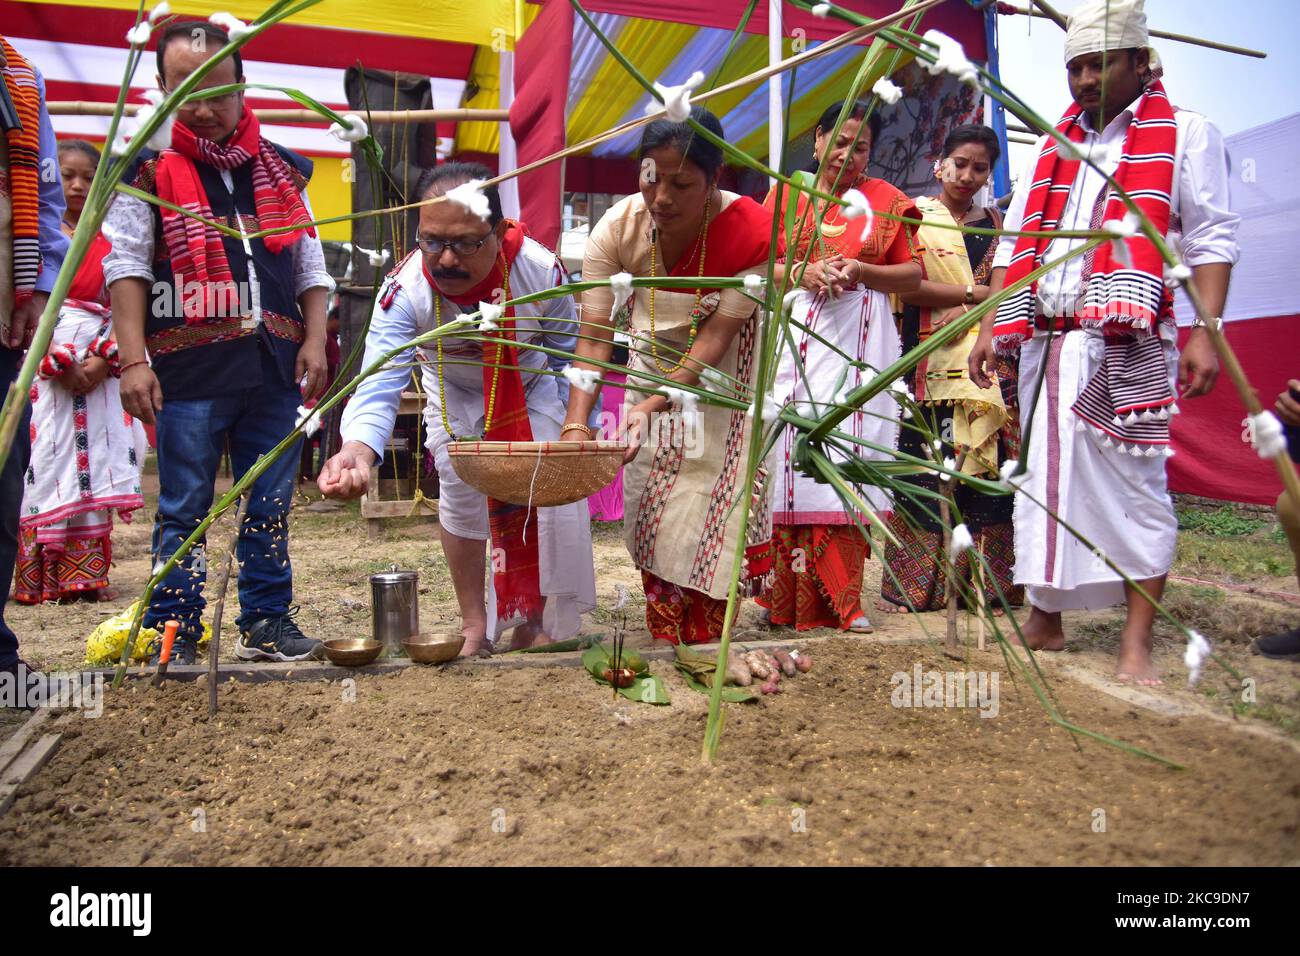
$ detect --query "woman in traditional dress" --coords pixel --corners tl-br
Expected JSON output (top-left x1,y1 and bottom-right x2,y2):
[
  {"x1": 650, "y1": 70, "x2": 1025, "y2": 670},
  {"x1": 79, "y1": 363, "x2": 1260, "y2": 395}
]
[
  {"x1": 879, "y1": 124, "x2": 1023, "y2": 614},
  {"x1": 757, "y1": 100, "x2": 922, "y2": 632},
  {"x1": 13, "y1": 140, "x2": 144, "y2": 604},
  {"x1": 563, "y1": 107, "x2": 774, "y2": 645}
]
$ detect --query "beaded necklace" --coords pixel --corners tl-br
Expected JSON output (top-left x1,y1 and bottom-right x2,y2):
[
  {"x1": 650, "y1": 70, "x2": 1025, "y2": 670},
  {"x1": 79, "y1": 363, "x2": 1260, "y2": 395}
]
[
  {"x1": 433, "y1": 257, "x2": 510, "y2": 441},
  {"x1": 647, "y1": 194, "x2": 711, "y2": 375}
]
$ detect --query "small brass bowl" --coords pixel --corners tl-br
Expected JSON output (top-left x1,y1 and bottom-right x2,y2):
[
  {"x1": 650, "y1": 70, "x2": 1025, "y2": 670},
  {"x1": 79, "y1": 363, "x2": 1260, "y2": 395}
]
[
  {"x1": 402, "y1": 633, "x2": 465, "y2": 664},
  {"x1": 322, "y1": 638, "x2": 383, "y2": 667}
]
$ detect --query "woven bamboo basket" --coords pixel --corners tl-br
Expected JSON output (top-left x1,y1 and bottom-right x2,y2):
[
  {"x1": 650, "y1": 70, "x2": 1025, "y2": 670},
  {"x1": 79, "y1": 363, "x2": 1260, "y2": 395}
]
[{"x1": 446, "y1": 440, "x2": 625, "y2": 507}]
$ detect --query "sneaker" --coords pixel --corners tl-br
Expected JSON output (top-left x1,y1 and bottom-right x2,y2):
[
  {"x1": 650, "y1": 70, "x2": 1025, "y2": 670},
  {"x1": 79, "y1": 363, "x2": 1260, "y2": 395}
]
[
  {"x1": 146, "y1": 632, "x2": 200, "y2": 666},
  {"x1": 236, "y1": 607, "x2": 322, "y2": 662},
  {"x1": 0, "y1": 659, "x2": 45, "y2": 710},
  {"x1": 1251, "y1": 626, "x2": 1300, "y2": 662}
]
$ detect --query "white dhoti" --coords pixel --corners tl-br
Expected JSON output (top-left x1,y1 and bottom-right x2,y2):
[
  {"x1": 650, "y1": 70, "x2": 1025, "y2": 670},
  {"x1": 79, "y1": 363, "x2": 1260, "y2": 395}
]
[
  {"x1": 423, "y1": 365, "x2": 597, "y2": 644},
  {"x1": 1013, "y1": 326, "x2": 1179, "y2": 611}
]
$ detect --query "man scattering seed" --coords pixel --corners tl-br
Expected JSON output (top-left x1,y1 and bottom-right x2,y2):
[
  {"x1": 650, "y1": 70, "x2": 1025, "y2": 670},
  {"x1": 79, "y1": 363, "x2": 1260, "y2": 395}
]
[{"x1": 319, "y1": 164, "x2": 596, "y2": 656}]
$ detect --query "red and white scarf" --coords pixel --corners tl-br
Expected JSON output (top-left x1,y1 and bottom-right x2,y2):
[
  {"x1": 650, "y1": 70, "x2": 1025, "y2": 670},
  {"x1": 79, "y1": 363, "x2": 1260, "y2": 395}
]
[
  {"x1": 154, "y1": 111, "x2": 315, "y2": 323},
  {"x1": 1, "y1": 37, "x2": 43, "y2": 307},
  {"x1": 995, "y1": 81, "x2": 1179, "y2": 453},
  {"x1": 407, "y1": 221, "x2": 545, "y2": 624}
]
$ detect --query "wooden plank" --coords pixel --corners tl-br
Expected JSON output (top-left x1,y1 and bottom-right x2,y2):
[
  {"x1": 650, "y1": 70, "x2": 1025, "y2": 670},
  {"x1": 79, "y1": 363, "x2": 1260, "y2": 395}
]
[
  {"x1": 1, "y1": 733, "x2": 62, "y2": 786},
  {"x1": 0, "y1": 709, "x2": 51, "y2": 780},
  {"x1": 0, "y1": 733, "x2": 63, "y2": 818},
  {"x1": 360, "y1": 498, "x2": 439, "y2": 519}
]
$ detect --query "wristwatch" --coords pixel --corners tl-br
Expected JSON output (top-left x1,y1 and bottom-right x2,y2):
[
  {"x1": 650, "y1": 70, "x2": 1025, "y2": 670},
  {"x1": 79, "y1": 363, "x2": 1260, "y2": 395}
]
[{"x1": 964, "y1": 284, "x2": 975, "y2": 305}]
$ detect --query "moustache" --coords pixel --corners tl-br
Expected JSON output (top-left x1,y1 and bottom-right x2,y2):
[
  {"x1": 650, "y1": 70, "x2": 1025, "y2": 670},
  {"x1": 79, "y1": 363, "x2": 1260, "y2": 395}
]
[{"x1": 429, "y1": 268, "x2": 471, "y2": 281}]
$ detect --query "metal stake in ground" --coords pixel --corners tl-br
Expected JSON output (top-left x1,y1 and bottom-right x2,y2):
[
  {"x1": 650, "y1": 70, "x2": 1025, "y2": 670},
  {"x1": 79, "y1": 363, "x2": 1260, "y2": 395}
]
[{"x1": 207, "y1": 493, "x2": 250, "y2": 717}]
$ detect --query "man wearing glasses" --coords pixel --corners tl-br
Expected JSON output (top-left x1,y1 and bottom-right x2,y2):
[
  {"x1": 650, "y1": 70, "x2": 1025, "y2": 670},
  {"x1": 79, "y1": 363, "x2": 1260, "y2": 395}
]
[
  {"x1": 319, "y1": 162, "x2": 595, "y2": 657},
  {"x1": 104, "y1": 20, "x2": 333, "y2": 664}
]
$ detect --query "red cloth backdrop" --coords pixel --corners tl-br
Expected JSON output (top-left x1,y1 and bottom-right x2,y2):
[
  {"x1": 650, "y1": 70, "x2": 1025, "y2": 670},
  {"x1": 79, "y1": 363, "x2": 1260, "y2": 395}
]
[
  {"x1": 510, "y1": 0, "x2": 574, "y2": 251},
  {"x1": 1170, "y1": 317, "x2": 1294, "y2": 506}
]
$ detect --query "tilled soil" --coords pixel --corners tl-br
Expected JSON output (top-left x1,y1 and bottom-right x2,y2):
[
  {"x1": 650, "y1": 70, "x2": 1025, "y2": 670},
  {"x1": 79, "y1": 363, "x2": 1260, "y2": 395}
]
[{"x1": 2, "y1": 639, "x2": 1297, "y2": 866}]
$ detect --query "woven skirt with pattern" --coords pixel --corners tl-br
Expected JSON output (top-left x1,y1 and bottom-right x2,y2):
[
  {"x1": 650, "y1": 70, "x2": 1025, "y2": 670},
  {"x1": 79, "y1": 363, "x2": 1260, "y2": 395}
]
[
  {"x1": 642, "y1": 570, "x2": 728, "y2": 645},
  {"x1": 758, "y1": 524, "x2": 869, "y2": 630},
  {"x1": 879, "y1": 517, "x2": 1022, "y2": 612},
  {"x1": 14, "y1": 527, "x2": 112, "y2": 604}
]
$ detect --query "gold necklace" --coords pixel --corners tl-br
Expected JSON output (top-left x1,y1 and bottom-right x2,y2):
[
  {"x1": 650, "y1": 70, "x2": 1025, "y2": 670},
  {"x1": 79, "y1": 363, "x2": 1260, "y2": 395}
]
[
  {"x1": 434, "y1": 258, "x2": 509, "y2": 441},
  {"x1": 647, "y1": 194, "x2": 710, "y2": 375}
]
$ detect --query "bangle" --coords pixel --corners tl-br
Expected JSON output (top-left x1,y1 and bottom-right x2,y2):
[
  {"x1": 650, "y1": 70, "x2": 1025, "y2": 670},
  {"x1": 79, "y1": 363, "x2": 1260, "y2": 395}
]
[
  {"x1": 964, "y1": 284, "x2": 975, "y2": 305},
  {"x1": 119, "y1": 359, "x2": 150, "y2": 375},
  {"x1": 1191, "y1": 315, "x2": 1223, "y2": 331},
  {"x1": 560, "y1": 422, "x2": 593, "y2": 439}
]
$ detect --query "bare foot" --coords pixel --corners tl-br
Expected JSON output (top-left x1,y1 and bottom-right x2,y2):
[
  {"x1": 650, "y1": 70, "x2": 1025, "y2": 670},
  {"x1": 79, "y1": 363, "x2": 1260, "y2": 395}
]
[
  {"x1": 458, "y1": 624, "x2": 491, "y2": 658},
  {"x1": 874, "y1": 599, "x2": 913, "y2": 614},
  {"x1": 1115, "y1": 628, "x2": 1162, "y2": 686},
  {"x1": 507, "y1": 622, "x2": 552, "y2": 651},
  {"x1": 1018, "y1": 607, "x2": 1065, "y2": 651},
  {"x1": 94, "y1": 587, "x2": 119, "y2": 602}
]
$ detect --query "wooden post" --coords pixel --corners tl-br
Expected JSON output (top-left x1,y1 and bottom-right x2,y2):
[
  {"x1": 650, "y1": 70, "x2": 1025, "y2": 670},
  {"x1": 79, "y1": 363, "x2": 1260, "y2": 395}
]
[{"x1": 207, "y1": 493, "x2": 250, "y2": 717}]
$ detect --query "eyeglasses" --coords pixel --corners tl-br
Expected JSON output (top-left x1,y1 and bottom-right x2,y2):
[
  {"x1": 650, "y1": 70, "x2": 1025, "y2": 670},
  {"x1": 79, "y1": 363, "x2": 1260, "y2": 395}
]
[
  {"x1": 166, "y1": 88, "x2": 240, "y2": 112},
  {"x1": 416, "y1": 233, "x2": 493, "y2": 257}
]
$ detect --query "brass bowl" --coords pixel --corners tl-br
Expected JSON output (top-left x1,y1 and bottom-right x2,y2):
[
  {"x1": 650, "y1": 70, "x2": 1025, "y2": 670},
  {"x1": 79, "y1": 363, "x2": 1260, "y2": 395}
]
[
  {"x1": 322, "y1": 638, "x2": 383, "y2": 667},
  {"x1": 402, "y1": 633, "x2": 465, "y2": 664}
]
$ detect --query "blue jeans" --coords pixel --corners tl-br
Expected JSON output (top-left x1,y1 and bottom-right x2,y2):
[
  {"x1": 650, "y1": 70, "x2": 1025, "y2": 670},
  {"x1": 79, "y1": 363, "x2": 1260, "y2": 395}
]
[
  {"x1": 146, "y1": 355, "x2": 303, "y2": 637},
  {"x1": 0, "y1": 346, "x2": 32, "y2": 668}
]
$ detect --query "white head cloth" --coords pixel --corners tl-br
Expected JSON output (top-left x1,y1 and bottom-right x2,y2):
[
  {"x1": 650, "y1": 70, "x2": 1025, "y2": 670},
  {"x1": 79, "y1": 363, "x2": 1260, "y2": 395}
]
[{"x1": 1064, "y1": 0, "x2": 1162, "y2": 74}]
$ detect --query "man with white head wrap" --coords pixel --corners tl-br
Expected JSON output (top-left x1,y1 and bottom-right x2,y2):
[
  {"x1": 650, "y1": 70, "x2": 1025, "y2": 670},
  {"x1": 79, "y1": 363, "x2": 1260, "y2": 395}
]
[{"x1": 969, "y1": 0, "x2": 1239, "y2": 684}]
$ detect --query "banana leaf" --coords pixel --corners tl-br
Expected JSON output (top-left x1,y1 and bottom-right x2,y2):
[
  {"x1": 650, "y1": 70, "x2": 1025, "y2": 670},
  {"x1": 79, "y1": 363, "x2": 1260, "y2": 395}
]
[
  {"x1": 582, "y1": 644, "x2": 670, "y2": 705},
  {"x1": 673, "y1": 646, "x2": 757, "y2": 703},
  {"x1": 503, "y1": 634, "x2": 600, "y2": 654}
]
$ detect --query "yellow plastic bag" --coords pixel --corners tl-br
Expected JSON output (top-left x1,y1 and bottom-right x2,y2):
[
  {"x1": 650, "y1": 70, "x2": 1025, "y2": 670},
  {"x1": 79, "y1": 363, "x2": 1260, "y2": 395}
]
[{"x1": 84, "y1": 602, "x2": 212, "y2": 665}]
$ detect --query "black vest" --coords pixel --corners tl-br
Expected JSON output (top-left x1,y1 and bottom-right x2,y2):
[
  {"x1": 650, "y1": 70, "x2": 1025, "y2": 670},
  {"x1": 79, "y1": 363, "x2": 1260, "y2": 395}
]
[{"x1": 132, "y1": 144, "x2": 314, "y2": 401}]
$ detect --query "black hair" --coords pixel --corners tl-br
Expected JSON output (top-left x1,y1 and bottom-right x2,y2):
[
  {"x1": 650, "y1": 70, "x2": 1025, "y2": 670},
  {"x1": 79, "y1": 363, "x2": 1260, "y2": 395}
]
[
  {"x1": 57, "y1": 139, "x2": 101, "y2": 166},
  {"x1": 415, "y1": 161, "x2": 504, "y2": 226},
  {"x1": 941, "y1": 123, "x2": 1001, "y2": 166},
  {"x1": 637, "y1": 105, "x2": 726, "y2": 179},
  {"x1": 156, "y1": 20, "x2": 244, "y2": 82},
  {"x1": 815, "y1": 99, "x2": 883, "y2": 153}
]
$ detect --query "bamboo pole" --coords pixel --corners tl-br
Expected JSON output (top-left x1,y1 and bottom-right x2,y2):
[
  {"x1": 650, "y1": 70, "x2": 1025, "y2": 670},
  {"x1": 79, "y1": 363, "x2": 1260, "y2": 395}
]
[
  {"x1": 1001, "y1": 3, "x2": 1268, "y2": 58},
  {"x1": 46, "y1": 103, "x2": 510, "y2": 124}
]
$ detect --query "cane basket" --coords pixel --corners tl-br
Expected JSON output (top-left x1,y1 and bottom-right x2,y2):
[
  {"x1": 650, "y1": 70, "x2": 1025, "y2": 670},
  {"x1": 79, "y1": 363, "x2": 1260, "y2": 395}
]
[{"x1": 446, "y1": 440, "x2": 626, "y2": 507}]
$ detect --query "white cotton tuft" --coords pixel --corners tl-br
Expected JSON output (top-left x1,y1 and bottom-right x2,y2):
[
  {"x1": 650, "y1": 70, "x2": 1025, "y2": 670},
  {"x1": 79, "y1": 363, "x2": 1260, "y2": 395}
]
[
  {"x1": 747, "y1": 393, "x2": 783, "y2": 425},
  {"x1": 563, "y1": 366, "x2": 601, "y2": 395},
  {"x1": 942, "y1": 457, "x2": 957, "y2": 473},
  {"x1": 782, "y1": 289, "x2": 802, "y2": 315},
  {"x1": 148, "y1": 2, "x2": 171, "y2": 24},
  {"x1": 354, "y1": 244, "x2": 389, "y2": 268},
  {"x1": 126, "y1": 22, "x2": 153, "y2": 47},
  {"x1": 209, "y1": 12, "x2": 251, "y2": 42},
  {"x1": 998, "y1": 458, "x2": 1029, "y2": 490},
  {"x1": 872, "y1": 78, "x2": 903, "y2": 105},
  {"x1": 477, "y1": 301, "x2": 504, "y2": 333},
  {"x1": 109, "y1": 127, "x2": 131, "y2": 158},
  {"x1": 444, "y1": 179, "x2": 492, "y2": 222},
  {"x1": 922, "y1": 30, "x2": 979, "y2": 86},
  {"x1": 1248, "y1": 410, "x2": 1287, "y2": 459},
  {"x1": 811, "y1": 3, "x2": 832, "y2": 16},
  {"x1": 608, "y1": 271, "x2": 634, "y2": 321},
  {"x1": 328, "y1": 114, "x2": 369, "y2": 143},
  {"x1": 1102, "y1": 213, "x2": 1140, "y2": 239},
  {"x1": 647, "y1": 70, "x2": 705, "y2": 124},
  {"x1": 1184, "y1": 629, "x2": 1211, "y2": 686},
  {"x1": 948, "y1": 523, "x2": 974, "y2": 559},
  {"x1": 840, "y1": 188, "x2": 872, "y2": 228},
  {"x1": 295, "y1": 405, "x2": 323, "y2": 437},
  {"x1": 1165, "y1": 262, "x2": 1193, "y2": 288},
  {"x1": 141, "y1": 88, "x2": 165, "y2": 107},
  {"x1": 661, "y1": 386, "x2": 699, "y2": 416},
  {"x1": 743, "y1": 273, "x2": 765, "y2": 296},
  {"x1": 132, "y1": 104, "x2": 174, "y2": 151}
]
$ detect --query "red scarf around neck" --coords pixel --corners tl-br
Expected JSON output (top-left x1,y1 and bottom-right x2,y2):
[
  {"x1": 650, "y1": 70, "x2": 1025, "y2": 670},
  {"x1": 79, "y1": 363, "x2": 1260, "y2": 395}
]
[
  {"x1": 154, "y1": 110, "x2": 315, "y2": 322},
  {"x1": 993, "y1": 80, "x2": 1176, "y2": 349},
  {"x1": 427, "y1": 220, "x2": 544, "y2": 624}
]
